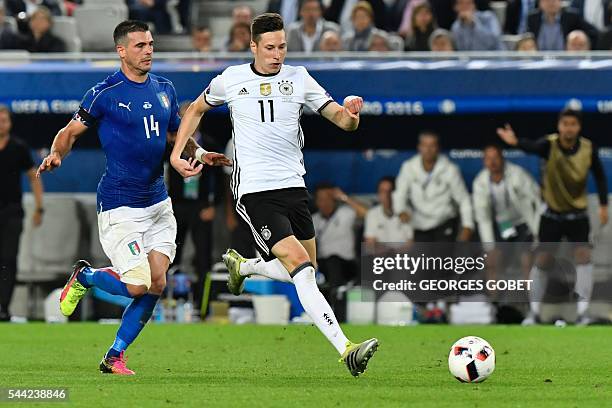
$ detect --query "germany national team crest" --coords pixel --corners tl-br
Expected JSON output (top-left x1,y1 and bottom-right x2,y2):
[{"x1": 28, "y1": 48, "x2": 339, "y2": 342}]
[
  {"x1": 260, "y1": 226, "x2": 272, "y2": 241},
  {"x1": 260, "y1": 83, "x2": 272, "y2": 96},
  {"x1": 157, "y1": 92, "x2": 170, "y2": 109},
  {"x1": 278, "y1": 80, "x2": 293, "y2": 95}
]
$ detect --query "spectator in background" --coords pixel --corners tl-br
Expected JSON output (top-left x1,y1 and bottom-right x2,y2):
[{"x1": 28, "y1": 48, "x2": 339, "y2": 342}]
[
  {"x1": 364, "y1": 176, "x2": 413, "y2": 246},
  {"x1": 286, "y1": 0, "x2": 340, "y2": 52},
  {"x1": 318, "y1": 29, "x2": 343, "y2": 50},
  {"x1": 166, "y1": 103, "x2": 223, "y2": 310},
  {"x1": 516, "y1": 32, "x2": 539, "y2": 50},
  {"x1": 0, "y1": 105, "x2": 44, "y2": 321},
  {"x1": 226, "y1": 22, "x2": 251, "y2": 52},
  {"x1": 191, "y1": 26, "x2": 212, "y2": 52},
  {"x1": 176, "y1": 0, "x2": 191, "y2": 32},
  {"x1": 267, "y1": 0, "x2": 300, "y2": 26},
  {"x1": 405, "y1": 2, "x2": 437, "y2": 51},
  {"x1": 505, "y1": 0, "x2": 539, "y2": 34},
  {"x1": 395, "y1": 0, "x2": 426, "y2": 37},
  {"x1": 429, "y1": 28, "x2": 455, "y2": 50},
  {"x1": 343, "y1": 1, "x2": 387, "y2": 51},
  {"x1": 570, "y1": 0, "x2": 611, "y2": 31},
  {"x1": 127, "y1": 0, "x2": 172, "y2": 34},
  {"x1": 429, "y1": 0, "x2": 492, "y2": 30},
  {"x1": 232, "y1": 5, "x2": 254, "y2": 25},
  {"x1": 528, "y1": 0, "x2": 598, "y2": 50},
  {"x1": 368, "y1": 31, "x2": 391, "y2": 50},
  {"x1": 566, "y1": 29, "x2": 591, "y2": 49},
  {"x1": 19, "y1": 6, "x2": 65, "y2": 52},
  {"x1": 393, "y1": 131, "x2": 473, "y2": 243},
  {"x1": 451, "y1": 0, "x2": 504, "y2": 50},
  {"x1": 324, "y1": 0, "x2": 386, "y2": 33},
  {"x1": 312, "y1": 183, "x2": 368, "y2": 320},
  {"x1": 5, "y1": 0, "x2": 62, "y2": 17},
  {"x1": 0, "y1": 4, "x2": 20, "y2": 49}
]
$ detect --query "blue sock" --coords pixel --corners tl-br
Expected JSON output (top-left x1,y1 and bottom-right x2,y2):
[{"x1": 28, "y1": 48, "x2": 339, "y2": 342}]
[
  {"x1": 79, "y1": 267, "x2": 132, "y2": 298},
  {"x1": 106, "y1": 294, "x2": 159, "y2": 358}
]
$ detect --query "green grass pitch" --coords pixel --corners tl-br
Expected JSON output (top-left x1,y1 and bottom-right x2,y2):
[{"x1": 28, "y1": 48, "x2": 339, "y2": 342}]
[{"x1": 2, "y1": 324, "x2": 611, "y2": 407}]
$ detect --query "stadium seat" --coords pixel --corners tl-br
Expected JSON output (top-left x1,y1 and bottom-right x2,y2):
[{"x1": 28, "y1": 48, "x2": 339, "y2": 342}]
[
  {"x1": 79, "y1": 199, "x2": 110, "y2": 267},
  {"x1": 74, "y1": 4, "x2": 128, "y2": 51},
  {"x1": 18, "y1": 195, "x2": 80, "y2": 282},
  {"x1": 51, "y1": 16, "x2": 82, "y2": 52}
]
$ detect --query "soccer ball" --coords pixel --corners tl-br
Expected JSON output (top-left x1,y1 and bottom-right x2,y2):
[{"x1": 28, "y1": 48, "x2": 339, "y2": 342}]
[{"x1": 448, "y1": 336, "x2": 495, "y2": 383}]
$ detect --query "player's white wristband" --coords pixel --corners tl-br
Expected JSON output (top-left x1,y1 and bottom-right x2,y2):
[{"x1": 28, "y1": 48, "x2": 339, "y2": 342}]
[{"x1": 195, "y1": 147, "x2": 208, "y2": 163}]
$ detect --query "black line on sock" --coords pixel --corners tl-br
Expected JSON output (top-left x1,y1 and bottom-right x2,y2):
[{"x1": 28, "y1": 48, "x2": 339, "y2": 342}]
[{"x1": 290, "y1": 261, "x2": 314, "y2": 277}]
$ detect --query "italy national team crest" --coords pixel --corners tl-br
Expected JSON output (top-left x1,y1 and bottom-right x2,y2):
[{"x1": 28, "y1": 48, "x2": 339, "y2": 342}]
[
  {"x1": 260, "y1": 83, "x2": 272, "y2": 96},
  {"x1": 157, "y1": 92, "x2": 170, "y2": 109},
  {"x1": 128, "y1": 240, "x2": 141, "y2": 256}
]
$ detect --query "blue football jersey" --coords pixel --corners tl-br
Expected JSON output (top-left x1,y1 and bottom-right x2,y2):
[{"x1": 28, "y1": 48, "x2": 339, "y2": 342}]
[{"x1": 74, "y1": 70, "x2": 181, "y2": 212}]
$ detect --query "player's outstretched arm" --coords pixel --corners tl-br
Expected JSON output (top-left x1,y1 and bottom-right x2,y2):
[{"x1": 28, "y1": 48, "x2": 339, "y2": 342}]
[
  {"x1": 320, "y1": 96, "x2": 363, "y2": 132},
  {"x1": 170, "y1": 94, "x2": 215, "y2": 177},
  {"x1": 182, "y1": 136, "x2": 232, "y2": 167},
  {"x1": 37, "y1": 119, "x2": 88, "y2": 177}
]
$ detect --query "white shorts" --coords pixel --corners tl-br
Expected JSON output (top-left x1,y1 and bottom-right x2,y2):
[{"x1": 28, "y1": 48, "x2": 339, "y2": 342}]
[{"x1": 97, "y1": 197, "x2": 177, "y2": 275}]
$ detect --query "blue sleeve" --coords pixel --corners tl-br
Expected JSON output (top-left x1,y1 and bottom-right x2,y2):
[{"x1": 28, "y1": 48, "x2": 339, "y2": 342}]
[
  {"x1": 167, "y1": 83, "x2": 181, "y2": 132},
  {"x1": 73, "y1": 86, "x2": 105, "y2": 127}
]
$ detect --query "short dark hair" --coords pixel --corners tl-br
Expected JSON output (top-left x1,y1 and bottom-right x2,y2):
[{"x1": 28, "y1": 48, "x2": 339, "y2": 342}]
[
  {"x1": 113, "y1": 20, "x2": 149, "y2": 45},
  {"x1": 251, "y1": 13, "x2": 284, "y2": 43},
  {"x1": 483, "y1": 143, "x2": 504, "y2": 158},
  {"x1": 418, "y1": 130, "x2": 439, "y2": 144},
  {"x1": 559, "y1": 108, "x2": 582, "y2": 124},
  {"x1": 315, "y1": 181, "x2": 335, "y2": 194},
  {"x1": 377, "y1": 176, "x2": 395, "y2": 191}
]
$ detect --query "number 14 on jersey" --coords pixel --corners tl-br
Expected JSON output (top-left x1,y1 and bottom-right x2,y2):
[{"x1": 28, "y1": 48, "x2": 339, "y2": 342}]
[{"x1": 143, "y1": 114, "x2": 160, "y2": 138}]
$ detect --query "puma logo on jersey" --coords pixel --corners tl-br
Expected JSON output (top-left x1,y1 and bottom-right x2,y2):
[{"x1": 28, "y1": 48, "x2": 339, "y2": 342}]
[
  {"x1": 118, "y1": 102, "x2": 131, "y2": 111},
  {"x1": 238, "y1": 88, "x2": 249, "y2": 95}
]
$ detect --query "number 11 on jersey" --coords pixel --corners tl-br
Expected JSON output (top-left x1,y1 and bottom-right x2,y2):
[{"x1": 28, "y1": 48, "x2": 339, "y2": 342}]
[
  {"x1": 258, "y1": 100, "x2": 274, "y2": 122},
  {"x1": 143, "y1": 115, "x2": 160, "y2": 138}
]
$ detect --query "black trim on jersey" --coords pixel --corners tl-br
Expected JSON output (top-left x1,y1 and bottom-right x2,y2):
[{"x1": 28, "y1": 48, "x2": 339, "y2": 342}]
[
  {"x1": 76, "y1": 106, "x2": 97, "y2": 125},
  {"x1": 229, "y1": 106, "x2": 240, "y2": 200},
  {"x1": 250, "y1": 62, "x2": 280, "y2": 77},
  {"x1": 316, "y1": 100, "x2": 334, "y2": 114},
  {"x1": 203, "y1": 93, "x2": 223, "y2": 108}
]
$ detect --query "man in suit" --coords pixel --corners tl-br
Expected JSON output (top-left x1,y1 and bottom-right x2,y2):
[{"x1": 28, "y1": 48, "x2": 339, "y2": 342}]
[
  {"x1": 527, "y1": 0, "x2": 598, "y2": 50},
  {"x1": 286, "y1": 0, "x2": 340, "y2": 51},
  {"x1": 504, "y1": 0, "x2": 538, "y2": 34}
]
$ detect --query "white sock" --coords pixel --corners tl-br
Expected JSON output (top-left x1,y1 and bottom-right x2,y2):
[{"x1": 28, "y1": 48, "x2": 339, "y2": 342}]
[
  {"x1": 240, "y1": 258, "x2": 293, "y2": 283},
  {"x1": 575, "y1": 264, "x2": 593, "y2": 316},
  {"x1": 292, "y1": 265, "x2": 349, "y2": 355},
  {"x1": 529, "y1": 265, "x2": 545, "y2": 315}
]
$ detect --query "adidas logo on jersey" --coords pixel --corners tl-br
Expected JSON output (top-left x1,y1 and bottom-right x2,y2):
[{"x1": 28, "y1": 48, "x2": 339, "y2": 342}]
[{"x1": 238, "y1": 88, "x2": 249, "y2": 95}]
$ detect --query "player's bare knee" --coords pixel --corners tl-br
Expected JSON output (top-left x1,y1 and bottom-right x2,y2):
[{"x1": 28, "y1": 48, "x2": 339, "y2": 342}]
[{"x1": 149, "y1": 275, "x2": 166, "y2": 295}]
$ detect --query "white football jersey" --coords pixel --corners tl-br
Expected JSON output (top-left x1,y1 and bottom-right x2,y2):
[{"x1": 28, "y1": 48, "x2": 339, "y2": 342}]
[{"x1": 203, "y1": 63, "x2": 333, "y2": 199}]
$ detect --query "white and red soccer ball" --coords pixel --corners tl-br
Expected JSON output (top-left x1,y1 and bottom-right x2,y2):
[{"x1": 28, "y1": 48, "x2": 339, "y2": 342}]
[{"x1": 448, "y1": 336, "x2": 496, "y2": 383}]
